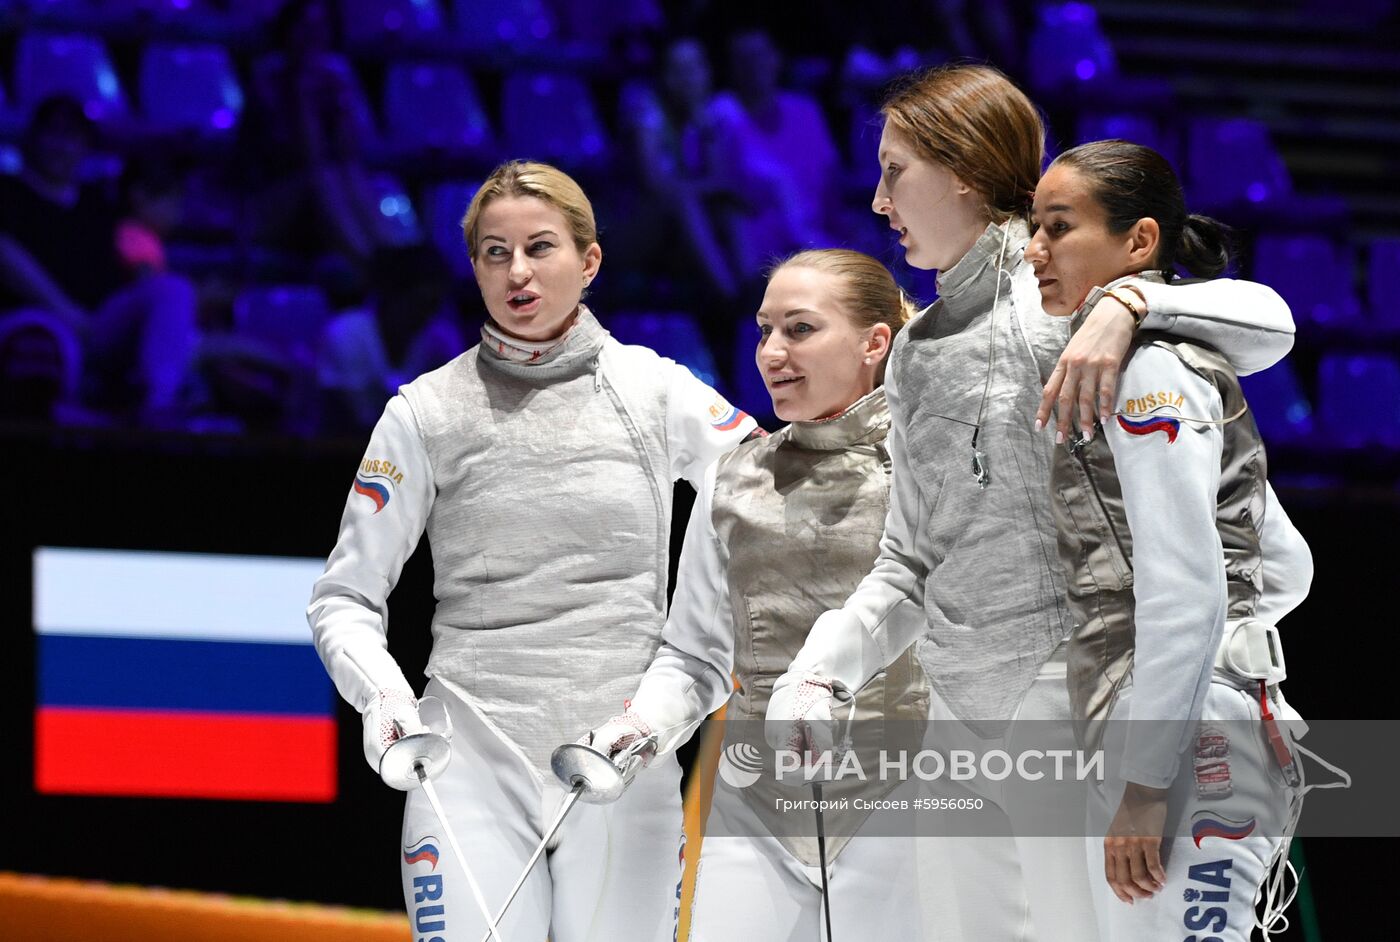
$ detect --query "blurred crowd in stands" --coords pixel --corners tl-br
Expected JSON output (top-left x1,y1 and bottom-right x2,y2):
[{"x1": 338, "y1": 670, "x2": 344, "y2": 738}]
[{"x1": 0, "y1": 0, "x2": 1397, "y2": 465}]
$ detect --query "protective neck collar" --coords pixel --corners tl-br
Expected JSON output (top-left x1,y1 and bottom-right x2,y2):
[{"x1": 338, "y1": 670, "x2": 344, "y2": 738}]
[
  {"x1": 479, "y1": 306, "x2": 607, "y2": 381},
  {"x1": 785, "y1": 387, "x2": 889, "y2": 451},
  {"x1": 933, "y1": 218, "x2": 1029, "y2": 333}
]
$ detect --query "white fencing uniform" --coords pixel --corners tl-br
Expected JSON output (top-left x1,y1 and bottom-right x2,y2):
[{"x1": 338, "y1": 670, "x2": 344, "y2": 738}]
[
  {"x1": 690, "y1": 772, "x2": 925, "y2": 942},
  {"x1": 770, "y1": 220, "x2": 1299, "y2": 942},
  {"x1": 308, "y1": 308, "x2": 756, "y2": 942},
  {"x1": 401, "y1": 678, "x2": 687, "y2": 942}
]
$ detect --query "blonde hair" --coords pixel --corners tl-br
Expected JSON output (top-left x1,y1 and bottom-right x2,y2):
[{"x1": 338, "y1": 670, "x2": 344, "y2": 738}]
[
  {"x1": 881, "y1": 63, "x2": 1043, "y2": 223},
  {"x1": 771, "y1": 249, "x2": 918, "y2": 383},
  {"x1": 461, "y1": 160, "x2": 598, "y2": 257}
]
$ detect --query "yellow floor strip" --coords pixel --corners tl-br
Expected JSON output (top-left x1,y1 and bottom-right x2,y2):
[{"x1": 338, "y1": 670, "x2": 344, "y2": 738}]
[{"x1": 0, "y1": 871, "x2": 409, "y2": 942}]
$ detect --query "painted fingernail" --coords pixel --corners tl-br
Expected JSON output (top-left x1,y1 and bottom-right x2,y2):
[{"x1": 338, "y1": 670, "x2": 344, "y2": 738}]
[
  {"x1": 1034, "y1": 419, "x2": 1043, "y2": 432},
  {"x1": 1082, "y1": 426, "x2": 1094, "y2": 442},
  {"x1": 1055, "y1": 430, "x2": 1065, "y2": 444}
]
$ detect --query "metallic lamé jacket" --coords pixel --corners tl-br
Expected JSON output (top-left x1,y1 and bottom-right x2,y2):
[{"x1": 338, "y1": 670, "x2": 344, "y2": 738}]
[{"x1": 712, "y1": 389, "x2": 929, "y2": 864}]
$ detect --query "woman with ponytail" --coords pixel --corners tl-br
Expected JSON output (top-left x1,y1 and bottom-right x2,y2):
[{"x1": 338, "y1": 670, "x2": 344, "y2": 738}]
[
  {"x1": 583, "y1": 249, "x2": 932, "y2": 940},
  {"x1": 1025, "y1": 139, "x2": 1316, "y2": 940},
  {"x1": 766, "y1": 64, "x2": 1302, "y2": 942}
]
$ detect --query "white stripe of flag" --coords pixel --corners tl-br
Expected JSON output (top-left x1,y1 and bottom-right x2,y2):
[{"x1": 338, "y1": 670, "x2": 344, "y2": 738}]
[{"x1": 34, "y1": 547, "x2": 325, "y2": 644}]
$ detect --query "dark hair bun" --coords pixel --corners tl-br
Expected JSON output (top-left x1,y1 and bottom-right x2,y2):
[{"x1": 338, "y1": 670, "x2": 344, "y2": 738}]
[{"x1": 1178, "y1": 214, "x2": 1231, "y2": 278}]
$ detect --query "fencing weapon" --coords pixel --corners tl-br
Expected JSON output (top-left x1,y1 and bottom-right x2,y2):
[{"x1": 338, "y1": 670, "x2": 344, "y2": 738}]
[
  {"x1": 805, "y1": 685, "x2": 865, "y2": 941},
  {"x1": 379, "y1": 696, "x2": 507, "y2": 942},
  {"x1": 474, "y1": 735, "x2": 657, "y2": 942}
]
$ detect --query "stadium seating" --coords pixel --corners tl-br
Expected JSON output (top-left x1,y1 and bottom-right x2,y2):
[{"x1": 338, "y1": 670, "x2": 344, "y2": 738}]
[
  {"x1": 1027, "y1": 2, "x2": 1119, "y2": 93},
  {"x1": 500, "y1": 71, "x2": 608, "y2": 164},
  {"x1": 340, "y1": 0, "x2": 445, "y2": 50},
  {"x1": 1185, "y1": 117, "x2": 1293, "y2": 211},
  {"x1": 452, "y1": 0, "x2": 555, "y2": 47},
  {"x1": 426, "y1": 179, "x2": 478, "y2": 276},
  {"x1": 232, "y1": 285, "x2": 331, "y2": 368},
  {"x1": 1252, "y1": 234, "x2": 1362, "y2": 327},
  {"x1": 1074, "y1": 113, "x2": 1180, "y2": 170},
  {"x1": 138, "y1": 42, "x2": 243, "y2": 134},
  {"x1": 1367, "y1": 238, "x2": 1400, "y2": 327},
  {"x1": 1316, "y1": 352, "x2": 1400, "y2": 448},
  {"x1": 382, "y1": 61, "x2": 492, "y2": 156},
  {"x1": 14, "y1": 31, "x2": 127, "y2": 121},
  {"x1": 1240, "y1": 360, "x2": 1315, "y2": 445}
]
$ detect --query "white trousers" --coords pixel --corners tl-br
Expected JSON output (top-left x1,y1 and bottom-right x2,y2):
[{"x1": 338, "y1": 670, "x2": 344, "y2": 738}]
[
  {"x1": 1086, "y1": 681, "x2": 1301, "y2": 941},
  {"x1": 399, "y1": 678, "x2": 685, "y2": 942},
  {"x1": 689, "y1": 774, "x2": 922, "y2": 941},
  {"x1": 915, "y1": 645, "x2": 1102, "y2": 942}
]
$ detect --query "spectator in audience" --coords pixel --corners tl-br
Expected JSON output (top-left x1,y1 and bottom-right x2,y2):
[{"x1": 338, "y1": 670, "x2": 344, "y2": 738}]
[
  {"x1": 0, "y1": 312, "x2": 78, "y2": 423},
  {"x1": 317, "y1": 245, "x2": 464, "y2": 434},
  {"x1": 717, "y1": 28, "x2": 840, "y2": 253},
  {"x1": 620, "y1": 37, "x2": 744, "y2": 302},
  {"x1": 246, "y1": 0, "x2": 392, "y2": 261},
  {"x1": 0, "y1": 95, "x2": 200, "y2": 423},
  {"x1": 935, "y1": 0, "x2": 1021, "y2": 75},
  {"x1": 115, "y1": 157, "x2": 187, "y2": 278}
]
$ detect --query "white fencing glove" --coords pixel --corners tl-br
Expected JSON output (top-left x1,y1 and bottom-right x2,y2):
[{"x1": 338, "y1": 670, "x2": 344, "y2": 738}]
[
  {"x1": 362, "y1": 687, "x2": 426, "y2": 774},
  {"x1": 765, "y1": 671, "x2": 839, "y2": 757},
  {"x1": 583, "y1": 711, "x2": 655, "y2": 765}
]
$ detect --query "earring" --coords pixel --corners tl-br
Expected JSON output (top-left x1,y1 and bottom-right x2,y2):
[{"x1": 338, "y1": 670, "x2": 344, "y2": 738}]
[{"x1": 864, "y1": 357, "x2": 872, "y2": 364}]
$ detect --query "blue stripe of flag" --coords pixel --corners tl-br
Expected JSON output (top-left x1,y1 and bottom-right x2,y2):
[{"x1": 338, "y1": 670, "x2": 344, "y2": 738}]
[{"x1": 38, "y1": 635, "x2": 333, "y2": 716}]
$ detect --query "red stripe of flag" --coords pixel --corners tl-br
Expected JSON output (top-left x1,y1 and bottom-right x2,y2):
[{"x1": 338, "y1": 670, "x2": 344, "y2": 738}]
[{"x1": 35, "y1": 707, "x2": 337, "y2": 802}]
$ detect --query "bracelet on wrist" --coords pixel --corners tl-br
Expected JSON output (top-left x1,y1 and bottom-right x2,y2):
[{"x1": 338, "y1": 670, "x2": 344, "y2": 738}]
[
  {"x1": 1102, "y1": 287, "x2": 1147, "y2": 330},
  {"x1": 1121, "y1": 282, "x2": 1149, "y2": 325}
]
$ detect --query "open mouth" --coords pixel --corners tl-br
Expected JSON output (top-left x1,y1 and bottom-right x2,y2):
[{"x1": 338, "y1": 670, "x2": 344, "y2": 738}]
[
  {"x1": 769, "y1": 375, "x2": 804, "y2": 389},
  {"x1": 507, "y1": 292, "x2": 540, "y2": 313}
]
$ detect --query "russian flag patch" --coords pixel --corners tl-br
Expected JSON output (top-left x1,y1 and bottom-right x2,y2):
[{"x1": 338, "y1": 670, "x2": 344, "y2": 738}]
[{"x1": 1116, "y1": 414, "x2": 1181, "y2": 443}]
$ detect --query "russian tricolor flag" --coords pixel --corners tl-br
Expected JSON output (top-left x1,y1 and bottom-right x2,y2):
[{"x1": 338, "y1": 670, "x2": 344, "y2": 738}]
[{"x1": 34, "y1": 548, "x2": 337, "y2": 803}]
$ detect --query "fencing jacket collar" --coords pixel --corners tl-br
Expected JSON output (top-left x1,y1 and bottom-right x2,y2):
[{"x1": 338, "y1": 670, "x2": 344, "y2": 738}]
[
  {"x1": 785, "y1": 386, "x2": 888, "y2": 451},
  {"x1": 933, "y1": 218, "x2": 1031, "y2": 334},
  {"x1": 479, "y1": 305, "x2": 606, "y2": 382}
]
